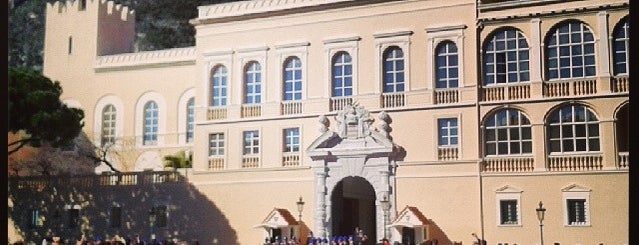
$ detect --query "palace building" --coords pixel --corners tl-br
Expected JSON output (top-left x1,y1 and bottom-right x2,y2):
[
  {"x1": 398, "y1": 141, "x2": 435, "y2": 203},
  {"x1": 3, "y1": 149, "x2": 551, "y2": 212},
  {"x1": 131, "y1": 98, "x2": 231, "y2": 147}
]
[{"x1": 10, "y1": 0, "x2": 628, "y2": 244}]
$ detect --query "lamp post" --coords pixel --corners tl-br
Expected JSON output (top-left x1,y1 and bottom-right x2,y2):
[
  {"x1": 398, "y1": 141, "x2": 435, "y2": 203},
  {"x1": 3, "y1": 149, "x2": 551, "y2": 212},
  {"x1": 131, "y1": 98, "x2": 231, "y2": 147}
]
[
  {"x1": 149, "y1": 208, "x2": 156, "y2": 243},
  {"x1": 296, "y1": 196, "x2": 305, "y2": 222},
  {"x1": 536, "y1": 201, "x2": 546, "y2": 245},
  {"x1": 380, "y1": 195, "x2": 391, "y2": 241}
]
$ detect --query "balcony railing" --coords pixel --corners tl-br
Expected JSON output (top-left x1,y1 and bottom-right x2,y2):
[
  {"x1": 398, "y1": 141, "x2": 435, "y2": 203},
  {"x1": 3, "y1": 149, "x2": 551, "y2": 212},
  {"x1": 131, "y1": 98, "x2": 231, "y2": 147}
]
[
  {"x1": 434, "y1": 88, "x2": 459, "y2": 104},
  {"x1": 11, "y1": 171, "x2": 186, "y2": 190},
  {"x1": 242, "y1": 156, "x2": 260, "y2": 168},
  {"x1": 481, "y1": 83, "x2": 531, "y2": 101},
  {"x1": 282, "y1": 153, "x2": 300, "y2": 167},
  {"x1": 618, "y1": 152, "x2": 629, "y2": 169},
  {"x1": 281, "y1": 101, "x2": 303, "y2": 115},
  {"x1": 438, "y1": 146, "x2": 458, "y2": 161},
  {"x1": 611, "y1": 75, "x2": 629, "y2": 93},
  {"x1": 381, "y1": 92, "x2": 405, "y2": 108},
  {"x1": 543, "y1": 78, "x2": 597, "y2": 97},
  {"x1": 482, "y1": 156, "x2": 534, "y2": 172},
  {"x1": 208, "y1": 157, "x2": 225, "y2": 171},
  {"x1": 547, "y1": 154, "x2": 603, "y2": 171},
  {"x1": 241, "y1": 104, "x2": 262, "y2": 118},
  {"x1": 207, "y1": 107, "x2": 227, "y2": 120},
  {"x1": 330, "y1": 97, "x2": 353, "y2": 112}
]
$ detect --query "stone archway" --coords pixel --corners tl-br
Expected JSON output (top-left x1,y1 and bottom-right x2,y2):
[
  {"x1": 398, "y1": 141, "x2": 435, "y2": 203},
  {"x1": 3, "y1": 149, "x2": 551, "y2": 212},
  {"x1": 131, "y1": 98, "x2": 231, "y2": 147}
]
[
  {"x1": 307, "y1": 104, "x2": 402, "y2": 241},
  {"x1": 331, "y1": 176, "x2": 377, "y2": 240}
]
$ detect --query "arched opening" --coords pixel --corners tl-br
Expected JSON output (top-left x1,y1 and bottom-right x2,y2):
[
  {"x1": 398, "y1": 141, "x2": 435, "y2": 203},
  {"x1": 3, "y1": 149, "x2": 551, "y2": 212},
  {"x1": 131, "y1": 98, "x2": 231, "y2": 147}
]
[
  {"x1": 616, "y1": 103, "x2": 629, "y2": 152},
  {"x1": 331, "y1": 176, "x2": 377, "y2": 241}
]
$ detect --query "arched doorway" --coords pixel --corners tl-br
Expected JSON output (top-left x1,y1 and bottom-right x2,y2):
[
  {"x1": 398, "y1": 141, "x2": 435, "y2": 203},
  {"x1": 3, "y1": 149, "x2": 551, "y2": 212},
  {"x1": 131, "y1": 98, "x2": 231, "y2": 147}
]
[{"x1": 331, "y1": 176, "x2": 377, "y2": 241}]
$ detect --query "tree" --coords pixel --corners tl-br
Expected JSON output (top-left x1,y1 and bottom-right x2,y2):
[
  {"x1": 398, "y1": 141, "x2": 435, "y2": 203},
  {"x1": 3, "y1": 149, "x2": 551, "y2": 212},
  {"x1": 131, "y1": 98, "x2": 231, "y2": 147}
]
[
  {"x1": 164, "y1": 150, "x2": 193, "y2": 169},
  {"x1": 8, "y1": 67, "x2": 85, "y2": 155},
  {"x1": 8, "y1": 0, "x2": 57, "y2": 72}
]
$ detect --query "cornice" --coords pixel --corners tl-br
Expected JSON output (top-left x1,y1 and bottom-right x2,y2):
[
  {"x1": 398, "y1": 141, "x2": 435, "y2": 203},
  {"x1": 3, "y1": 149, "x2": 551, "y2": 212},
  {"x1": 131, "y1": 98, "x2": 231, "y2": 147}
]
[
  {"x1": 94, "y1": 47, "x2": 196, "y2": 71},
  {"x1": 478, "y1": 2, "x2": 628, "y2": 23}
]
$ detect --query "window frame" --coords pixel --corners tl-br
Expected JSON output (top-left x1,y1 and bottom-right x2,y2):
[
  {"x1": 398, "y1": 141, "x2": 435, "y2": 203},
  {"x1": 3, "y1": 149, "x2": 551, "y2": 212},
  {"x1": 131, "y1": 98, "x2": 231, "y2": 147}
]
[
  {"x1": 324, "y1": 36, "x2": 360, "y2": 98},
  {"x1": 283, "y1": 56, "x2": 303, "y2": 101},
  {"x1": 437, "y1": 118, "x2": 459, "y2": 147},
  {"x1": 612, "y1": 17, "x2": 629, "y2": 76},
  {"x1": 186, "y1": 98, "x2": 195, "y2": 143},
  {"x1": 143, "y1": 101, "x2": 159, "y2": 146},
  {"x1": 331, "y1": 51, "x2": 354, "y2": 97},
  {"x1": 495, "y1": 186, "x2": 522, "y2": 226},
  {"x1": 382, "y1": 46, "x2": 406, "y2": 93},
  {"x1": 283, "y1": 128, "x2": 301, "y2": 153},
  {"x1": 243, "y1": 130, "x2": 260, "y2": 156},
  {"x1": 483, "y1": 28, "x2": 530, "y2": 85},
  {"x1": 545, "y1": 21, "x2": 596, "y2": 80},
  {"x1": 211, "y1": 65, "x2": 229, "y2": 107},
  {"x1": 374, "y1": 30, "x2": 412, "y2": 94},
  {"x1": 435, "y1": 40, "x2": 460, "y2": 89},
  {"x1": 101, "y1": 104, "x2": 117, "y2": 146},
  {"x1": 208, "y1": 132, "x2": 226, "y2": 157},
  {"x1": 547, "y1": 104, "x2": 600, "y2": 154},
  {"x1": 426, "y1": 25, "x2": 467, "y2": 90},
  {"x1": 562, "y1": 184, "x2": 591, "y2": 226},
  {"x1": 484, "y1": 109, "x2": 533, "y2": 156}
]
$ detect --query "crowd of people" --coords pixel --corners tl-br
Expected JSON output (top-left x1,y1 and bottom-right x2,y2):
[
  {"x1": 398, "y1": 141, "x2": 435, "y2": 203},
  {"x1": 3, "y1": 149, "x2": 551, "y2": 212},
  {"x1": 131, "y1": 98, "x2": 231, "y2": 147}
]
[
  {"x1": 262, "y1": 227, "x2": 372, "y2": 245},
  {"x1": 24, "y1": 234, "x2": 196, "y2": 245}
]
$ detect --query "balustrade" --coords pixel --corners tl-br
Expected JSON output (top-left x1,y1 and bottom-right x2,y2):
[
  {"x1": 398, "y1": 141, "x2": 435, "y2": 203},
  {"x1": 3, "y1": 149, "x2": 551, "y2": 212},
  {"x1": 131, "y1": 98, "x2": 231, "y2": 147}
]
[
  {"x1": 281, "y1": 101, "x2": 303, "y2": 115},
  {"x1": 330, "y1": 97, "x2": 352, "y2": 111},
  {"x1": 482, "y1": 156, "x2": 534, "y2": 172},
  {"x1": 611, "y1": 76, "x2": 629, "y2": 93},
  {"x1": 208, "y1": 157, "x2": 225, "y2": 171},
  {"x1": 282, "y1": 154, "x2": 300, "y2": 167},
  {"x1": 381, "y1": 93, "x2": 405, "y2": 108},
  {"x1": 543, "y1": 79, "x2": 597, "y2": 97},
  {"x1": 438, "y1": 146, "x2": 458, "y2": 161},
  {"x1": 242, "y1": 156, "x2": 260, "y2": 168},
  {"x1": 435, "y1": 89, "x2": 459, "y2": 104},
  {"x1": 207, "y1": 107, "x2": 227, "y2": 120},
  {"x1": 547, "y1": 154, "x2": 603, "y2": 171},
  {"x1": 618, "y1": 152, "x2": 629, "y2": 169},
  {"x1": 241, "y1": 104, "x2": 262, "y2": 118},
  {"x1": 10, "y1": 171, "x2": 184, "y2": 190}
]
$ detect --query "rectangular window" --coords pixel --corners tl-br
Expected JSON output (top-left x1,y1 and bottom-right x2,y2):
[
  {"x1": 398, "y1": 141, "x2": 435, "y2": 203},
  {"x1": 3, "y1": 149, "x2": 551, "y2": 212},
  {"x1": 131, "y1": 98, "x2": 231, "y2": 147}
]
[
  {"x1": 438, "y1": 118, "x2": 459, "y2": 146},
  {"x1": 499, "y1": 200, "x2": 518, "y2": 225},
  {"x1": 208, "y1": 133, "x2": 225, "y2": 156},
  {"x1": 110, "y1": 206, "x2": 122, "y2": 228},
  {"x1": 68, "y1": 208, "x2": 80, "y2": 228},
  {"x1": 283, "y1": 128, "x2": 300, "y2": 153},
  {"x1": 68, "y1": 36, "x2": 73, "y2": 54},
  {"x1": 567, "y1": 199, "x2": 587, "y2": 225},
  {"x1": 243, "y1": 130, "x2": 260, "y2": 155},
  {"x1": 29, "y1": 209, "x2": 41, "y2": 228}
]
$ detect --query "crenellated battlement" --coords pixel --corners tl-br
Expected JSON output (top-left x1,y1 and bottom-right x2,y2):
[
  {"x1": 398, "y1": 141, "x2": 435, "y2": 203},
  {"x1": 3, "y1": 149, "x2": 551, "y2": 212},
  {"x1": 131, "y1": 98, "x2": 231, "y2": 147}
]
[{"x1": 47, "y1": 0, "x2": 134, "y2": 21}]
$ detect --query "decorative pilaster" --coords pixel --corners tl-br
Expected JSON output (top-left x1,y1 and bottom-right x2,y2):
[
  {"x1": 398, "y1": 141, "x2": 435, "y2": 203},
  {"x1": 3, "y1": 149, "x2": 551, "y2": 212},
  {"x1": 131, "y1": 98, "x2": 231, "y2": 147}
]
[
  {"x1": 529, "y1": 18, "x2": 544, "y2": 98},
  {"x1": 314, "y1": 171, "x2": 327, "y2": 238},
  {"x1": 596, "y1": 11, "x2": 612, "y2": 93}
]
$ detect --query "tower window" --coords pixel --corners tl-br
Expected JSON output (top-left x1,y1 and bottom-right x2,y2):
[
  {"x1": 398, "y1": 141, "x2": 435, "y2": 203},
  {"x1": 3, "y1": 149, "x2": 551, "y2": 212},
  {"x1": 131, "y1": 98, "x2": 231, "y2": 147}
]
[{"x1": 68, "y1": 36, "x2": 73, "y2": 54}]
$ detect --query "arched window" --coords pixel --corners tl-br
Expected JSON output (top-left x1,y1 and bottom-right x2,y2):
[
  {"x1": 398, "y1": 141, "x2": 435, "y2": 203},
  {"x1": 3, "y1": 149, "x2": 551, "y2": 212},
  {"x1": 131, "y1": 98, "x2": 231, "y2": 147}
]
[
  {"x1": 435, "y1": 41, "x2": 459, "y2": 88},
  {"x1": 484, "y1": 109, "x2": 532, "y2": 156},
  {"x1": 244, "y1": 61, "x2": 262, "y2": 104},
  {"x1": 283, "y1": 57, "x2": 302, "y2": 101},
  {"x1": 616, "y1": 103, "x2": 629, "y2": 153},
  {"x1": 186, "y1": 98, "x2": 194, "y2": 143},
  {"x1": 101, "y1": 104, "x2": 116, "y2": 146},
  {"x1": 143, "y1": 101, "x2": 159, "y2": 145},
  {"x1": 211, "y1": 65, "x2": 228, "y2": 107},
  {"x1": 546, "y1": 21, "x2": 596, "y2": 80},
  {"x1": 383, "y1": 46, "x2": 405, "y2": 93},
  {"x1": 484, "y1": 29, "x2": 530, "y2": 85},
  {"x1": 332, "y1": 52, "x2": 353, "y2": 97},
  {"x1": 613, "y1": 17, "x2": 629, "y2": 75},
  {"x1": 547, "y1": 104, "x2": 599, "y2": 153}
]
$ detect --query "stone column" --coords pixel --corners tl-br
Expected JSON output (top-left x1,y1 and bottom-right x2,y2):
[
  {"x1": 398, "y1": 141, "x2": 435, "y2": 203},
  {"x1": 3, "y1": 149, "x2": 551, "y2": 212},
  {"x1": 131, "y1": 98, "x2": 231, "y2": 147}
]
[{"x1": 314, "y1": 171, "x2": 327, "y2": 238}]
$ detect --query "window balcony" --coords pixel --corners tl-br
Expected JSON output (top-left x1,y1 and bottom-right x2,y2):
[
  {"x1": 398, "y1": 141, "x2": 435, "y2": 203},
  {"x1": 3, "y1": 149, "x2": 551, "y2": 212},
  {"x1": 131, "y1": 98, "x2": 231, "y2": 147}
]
[
  {"x1": 380, "y1": 92, "x2": 405, "y2": 108},
  {"x1": 618, "y1": 152, "x2": 629, "y2": 169},
  {"x1": 438, "y1": 146, "x2": 458, "y2": 161},
  {"x1": 208, "y1": 157, "x2": 225, "y2": 171},
  {"x1": 434, "y1": 88, "x2": 459, "y2": 104},
  {"x1": 547, "y1": 153, "x2": 603, "y2": 171},
  {"x1": 241, "y1": 104, "x2": 262, "y2": 118},
  {"x1": 241, "y1": 155, "x2": 260, "y2": 168},
  {"x1": 481, "y1": 156, "x2": 534, "y2": 173},
  {"x1": 610, "y1": 75, "x2": 629, "y2": 93},
  {"x1": 543, "y1": 78, "x2": 597, "y2": 98},
  {"x1": 281, "y1": 101, "x2": 303, "y2": 115},
  {"x1": 282, "y1": 153, "x2": 300, "y2": 167},
  {"x1": 481, "y1": 83, "x2": 531, "y2": 102},
  {"x1": 207, "y1": 106, "x2": 227, "y2": 120},
  {"x1": 330, "y1": 97, "x2": 353, "y2": 112}
]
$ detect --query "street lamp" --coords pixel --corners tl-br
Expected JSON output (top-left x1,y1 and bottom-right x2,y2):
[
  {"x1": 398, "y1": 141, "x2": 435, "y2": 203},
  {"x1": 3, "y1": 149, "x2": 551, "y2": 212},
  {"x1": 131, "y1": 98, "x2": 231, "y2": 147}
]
[
  {"x1": 149, "y1": 208, "x2": 157, "y2": 242},
  {"x1": 536, "y1": 201, "x2": 546, "y2": 245},
  {"x1": 380, "y1": 195, "x2": 391, "y2": 241},
  {"x1": 296, "y1": 196, "x2": 305, "y2": 222}
]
